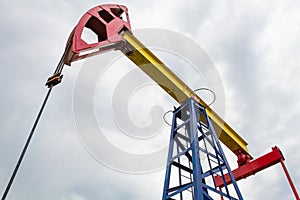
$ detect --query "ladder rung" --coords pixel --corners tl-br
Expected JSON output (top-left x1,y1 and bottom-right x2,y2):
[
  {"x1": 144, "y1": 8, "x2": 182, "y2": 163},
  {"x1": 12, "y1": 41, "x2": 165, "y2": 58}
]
[
  {"x1": 187, "y1": 188, "x2": 193, "y2": 193},
  {"x1": 174, "y1": 119, "x2": 190, "y2": 132},
  {"x1": 181, "y1": 174, "x2": 192, "y2": 180},
  {"x1": 171, "y1": 146, "x2": 192, "y2": 161}
]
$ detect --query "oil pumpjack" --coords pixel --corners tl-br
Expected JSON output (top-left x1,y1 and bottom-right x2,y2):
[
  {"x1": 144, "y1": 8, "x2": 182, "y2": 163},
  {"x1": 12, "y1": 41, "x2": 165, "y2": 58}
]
[{"x1": 2, "y1": 4, "x2": 299, "y2": 200}]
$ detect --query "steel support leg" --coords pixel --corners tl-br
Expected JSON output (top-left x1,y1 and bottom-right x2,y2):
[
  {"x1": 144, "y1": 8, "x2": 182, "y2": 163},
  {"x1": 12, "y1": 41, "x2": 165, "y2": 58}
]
[{"x1": 162, "y1": 98, "x2": 243, "y2": 200}]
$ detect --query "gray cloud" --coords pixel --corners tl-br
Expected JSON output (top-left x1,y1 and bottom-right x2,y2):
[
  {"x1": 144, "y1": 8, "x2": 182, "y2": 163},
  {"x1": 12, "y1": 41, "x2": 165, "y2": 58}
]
[{"x1": 0, "y1": 0, "x2": 299, "y2": 200}]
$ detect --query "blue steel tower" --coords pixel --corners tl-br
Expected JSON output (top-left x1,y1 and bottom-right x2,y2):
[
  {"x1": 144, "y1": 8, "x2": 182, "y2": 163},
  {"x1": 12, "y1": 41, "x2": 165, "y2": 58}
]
[{"x1": 162, "y1": 98, "x2": 243, "y2": 200}]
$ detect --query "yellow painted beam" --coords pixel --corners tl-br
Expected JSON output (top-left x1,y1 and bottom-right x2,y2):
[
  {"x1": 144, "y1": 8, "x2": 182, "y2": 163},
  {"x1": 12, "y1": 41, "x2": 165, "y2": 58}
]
[{"x1": 121, "y1": 32, "x2": 250, "y2": 156}]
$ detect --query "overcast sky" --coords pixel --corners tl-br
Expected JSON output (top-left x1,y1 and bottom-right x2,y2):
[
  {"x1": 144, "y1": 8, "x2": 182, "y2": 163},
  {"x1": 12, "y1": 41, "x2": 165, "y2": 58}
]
[{"x1": 1, "y1": 0, "x2": 300, "y2": 200}]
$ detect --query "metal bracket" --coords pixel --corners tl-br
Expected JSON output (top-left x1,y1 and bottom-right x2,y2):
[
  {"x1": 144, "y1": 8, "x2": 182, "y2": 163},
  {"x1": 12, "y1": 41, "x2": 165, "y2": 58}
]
[{"x1": 45, "y1": 73, "x2": 63, "y2": 88}]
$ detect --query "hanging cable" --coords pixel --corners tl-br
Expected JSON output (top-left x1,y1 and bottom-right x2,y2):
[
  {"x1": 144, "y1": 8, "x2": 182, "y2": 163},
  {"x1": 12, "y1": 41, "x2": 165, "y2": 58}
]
[
  {"x1": 45, "y1": 39, "x2": 72, "y2": 88},
  {"x1": 1, "y1": 86, "x2": 53, "y2": 200},
  {"x1": 1, "y1": 42, "x2": 70, "y2": 199},
  {"x1": 190, "y1": 88, "x2": 216, "y2": 107},
  {"x1": 163, "y1": 88, "x2": 216, "y2": 126},
  {"x1": 163, "y1": 110, "x2": 173, "y2": 126}
]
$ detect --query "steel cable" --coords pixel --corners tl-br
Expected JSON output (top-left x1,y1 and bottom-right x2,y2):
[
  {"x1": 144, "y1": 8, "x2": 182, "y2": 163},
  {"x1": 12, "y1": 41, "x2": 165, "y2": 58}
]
[{"x1": 1, "y1": 86, "x2": 53, "y2": 200}]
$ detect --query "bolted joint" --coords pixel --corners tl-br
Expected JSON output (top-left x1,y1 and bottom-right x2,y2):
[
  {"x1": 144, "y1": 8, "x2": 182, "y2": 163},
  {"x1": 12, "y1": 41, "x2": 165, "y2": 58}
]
[{"x1": 235, "y1": 149, "x2": 251, "y2": 166}]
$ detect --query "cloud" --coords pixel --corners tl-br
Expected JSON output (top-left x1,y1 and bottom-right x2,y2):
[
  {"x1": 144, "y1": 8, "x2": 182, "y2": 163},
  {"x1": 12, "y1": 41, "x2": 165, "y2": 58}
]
[{"x1": 0, "y1": 0, "x2": 299, "y2": 200}]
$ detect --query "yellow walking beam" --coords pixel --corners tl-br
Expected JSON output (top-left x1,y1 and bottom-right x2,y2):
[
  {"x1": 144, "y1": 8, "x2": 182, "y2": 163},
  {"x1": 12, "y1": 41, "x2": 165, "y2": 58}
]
[
  {"x1": 121, "y1": 32, "x2": 250, "y2": 156},
  {"x1": 64, "y1": 4, "x2": 250, "y2": 157}
]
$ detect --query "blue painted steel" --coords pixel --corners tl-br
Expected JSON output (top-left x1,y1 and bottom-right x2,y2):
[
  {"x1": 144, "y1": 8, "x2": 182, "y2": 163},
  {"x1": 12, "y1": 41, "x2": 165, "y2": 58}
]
[{"x1": 162, "y1": 98, "x2": 243, "y2": 200}]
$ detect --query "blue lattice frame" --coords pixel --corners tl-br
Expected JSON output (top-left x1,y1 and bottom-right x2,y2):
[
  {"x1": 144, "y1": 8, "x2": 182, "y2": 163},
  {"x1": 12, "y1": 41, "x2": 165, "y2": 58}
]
[{"x1": 162, "y1": 98, "x2": 243, "y2": 200}]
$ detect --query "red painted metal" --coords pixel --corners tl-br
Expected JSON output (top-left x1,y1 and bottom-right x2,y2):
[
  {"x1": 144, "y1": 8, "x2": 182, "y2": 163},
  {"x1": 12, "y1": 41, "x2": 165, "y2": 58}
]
[
  {"x1": 235, "y1": 148, "x2": 251, "y2": 166},
  {"x1": 216, "y1": 146, "x2": 300, "y2": 199},
  {"x1": 280, "y1": 159, "x2": 300, "y2": 200},
  {"x1": 219, "y1": 187, "x2": 225, "y2": 200},
  {"x1": 63, "y1": 4, "x2": 131, "y2": 65},
  {"x1": 215, "y1": 146, "x2": 284, "y2": 188}
]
